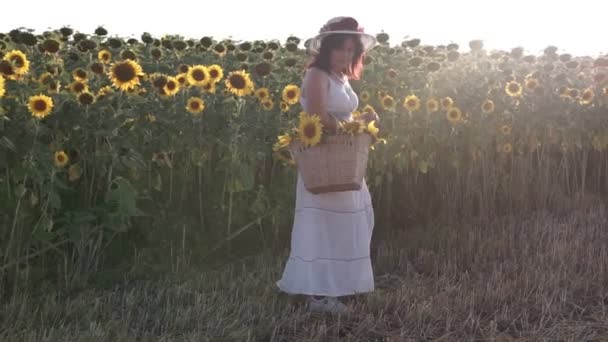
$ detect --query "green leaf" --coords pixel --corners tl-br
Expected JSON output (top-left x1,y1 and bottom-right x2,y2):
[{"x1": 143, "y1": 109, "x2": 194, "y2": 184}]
[
  {"x1": 105, "y1": 177, "x2": 145, "y2": 217},
  {"x1": 49, "y1": 191, "x2": 61, "y2": 209},
  {"x1": 0, "y1": 136, "x2": 16, "y2": 152}
]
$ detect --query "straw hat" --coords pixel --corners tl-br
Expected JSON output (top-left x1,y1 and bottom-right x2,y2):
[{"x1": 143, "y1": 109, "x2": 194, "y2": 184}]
[{"x1": 307, "y1": 17, "x2": 376, "y2": 54}]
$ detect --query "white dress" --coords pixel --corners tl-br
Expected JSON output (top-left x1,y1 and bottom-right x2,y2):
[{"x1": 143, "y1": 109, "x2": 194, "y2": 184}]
[{"x1": 275, "y1": 69, "x2": 375, "y2": 297}]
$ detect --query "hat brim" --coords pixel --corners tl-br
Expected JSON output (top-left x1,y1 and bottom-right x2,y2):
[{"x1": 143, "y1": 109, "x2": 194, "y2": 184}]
[{"x1": 307, "y1": 31, "x2": 377, "y2": 54}]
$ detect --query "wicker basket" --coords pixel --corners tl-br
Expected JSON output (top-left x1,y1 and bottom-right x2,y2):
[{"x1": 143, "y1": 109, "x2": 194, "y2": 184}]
[{"x1": 289, "y1": 133, "x2": 372, "y2": 194}]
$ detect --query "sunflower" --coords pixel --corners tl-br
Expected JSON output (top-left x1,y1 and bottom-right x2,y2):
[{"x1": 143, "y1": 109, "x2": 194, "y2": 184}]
[
  {"x1": 502, "y1": 143, "x2": 513, "y2": 154},
  {"x1": 362, "y1": 104, "x2": 376, "y2": 114},
  {"x1": 187, "y1": 65, "x2": 210, "y2": 87},
  {"x1": 525, "y1": 78, "x2": 538, "y2": 91},
  {"x1": 446, "y1": 107, "x2": 462, "y2": 123},
  {"x1": 360, "y1": 90, "x2": 370, "y2": 102},
  {"x1": 500, "y1": 125, "x2": 512, "y2": 135},
  {"x1": 274, "y1": 149, "x2": 295, "y2": 165},
  {"x1": 98, "y1": 49, "x2": 112, "y2": 64},
  {"x1": 280, "y1": 101, "x2": 290, "y2": 112},
  {"x1": 108, "y1": 60, "x2": 144, "y2": 91},
  {"x1": 69, "y1": 80, "x2": 89, "y2": 94},
  {"x1": 403, "y1": 95, "x2": 421, "y2": 112},
  {"x1": 54, "y1": 151, "x2": 69, "y2": 168},
  {"x1": 186, "y1": 96, "x2": 205, "y2": 115},
  {"x1": 262, "y1": 99, "x2": 274, "y2": 111},
  {"x1": 381, "y1": 95, "x2": 396, "y2": 111},
  {"x1": 441, "y1": 97, "x2": 454, "y2": 110},
  {"x1": 255, "y1": 87, "x2": 270, "y2": 101},
  {"x1": 38, "y1": 72, "x2": 53, "y2": 85},
  {"x1": 366, "y1": 120, "x2": 380, "y2": 138},
  {"x1": 282, "y1": 85, "x2": 300, "y2": 105},
  {"x1": 163, "y1": 76, "x2": 180, "y2": 96},
  {"x1": 28, "y1": 94, "x2": 54, "y2": 119},
  {"x1": 77, "y1": 91, "x2": 95, "y2": 106},
  {"x1": 72, "y1": 68, "x2": 88, "y2": 82},
  {"x1": 90, "y1": 62, "x2": 105, "y2": 75},
  {"x1": 202, "y1": 82, "x2": 217, "y2": 94},
  {"x1": 3, "y1": 50, "x2": 30, "y2": 77},
  {"x1": 273, "y1": 134, "x2": 292, "y2": 151},
  {"x1": 481, "y1": 99, "x2": 495, "y2": 113},
  {"x1": 0, "y1": 75, "x2": 5, "y2": 98},
  {"x1": 175, "y1": 73, "x2": 189, "y2": 87},
  {"x1": 339, "y1": 120, "x2": 365, "y2": 136},
  {"x1": 208, "y1": 64, "x2": 224, "y2": 83},
  {"x1": 580, "y1": 88, "x2": 595, "y2": 105},
  {"x1": 386, "y1": 68, "x2": 398, "y2": 79},
  {"x1": 297, "y1": 112, "x2": 324, "y2": 147},
  {"x1": 505, "y1": 81, "x2": 523, "y2": 97},
  {"x1": 426, "y1": 98, "x2": 439, "y2": 113},
  {"x1": 96, "y1": 86, "x2": 113, "y2": 101},
  {"x1": 225, "y1": 70, "x2": 254, "y2": 96}
]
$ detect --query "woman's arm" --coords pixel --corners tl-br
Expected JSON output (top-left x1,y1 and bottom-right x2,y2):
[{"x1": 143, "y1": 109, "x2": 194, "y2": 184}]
[{"x1": 303, "y1": 68, "x2": 338, "y2": 132}]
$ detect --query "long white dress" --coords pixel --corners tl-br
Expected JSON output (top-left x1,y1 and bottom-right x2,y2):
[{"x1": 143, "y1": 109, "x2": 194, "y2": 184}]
[{"x1": 275, "y1": 69, "x2": 376, "y2": 297}]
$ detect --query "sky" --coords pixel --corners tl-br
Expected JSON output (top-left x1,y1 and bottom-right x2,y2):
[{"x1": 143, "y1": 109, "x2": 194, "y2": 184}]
[{"x1": 2, "y1": 0, "x2": 606, "y2": 57}]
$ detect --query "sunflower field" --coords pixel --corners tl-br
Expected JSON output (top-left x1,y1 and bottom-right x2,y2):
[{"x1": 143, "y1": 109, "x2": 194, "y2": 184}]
[{"x1": 0, "y1": 27, "x2": 607, "y2": 295}]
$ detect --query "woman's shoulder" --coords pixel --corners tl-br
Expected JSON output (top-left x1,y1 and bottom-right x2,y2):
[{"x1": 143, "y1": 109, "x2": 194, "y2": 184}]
[{"x1": 303, "y1": 67, "x2": 329, "y2": 86}]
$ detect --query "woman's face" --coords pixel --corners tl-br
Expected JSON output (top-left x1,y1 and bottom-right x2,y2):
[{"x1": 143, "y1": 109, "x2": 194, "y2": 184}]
[{"x1": 330, "y1": 37, "x2": 356, "y2": 72}]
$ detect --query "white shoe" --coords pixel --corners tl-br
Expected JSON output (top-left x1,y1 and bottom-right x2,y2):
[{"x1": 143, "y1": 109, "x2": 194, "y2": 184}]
[{"x1": 306, "y1": 296, "x2": 349, "y2": 314}]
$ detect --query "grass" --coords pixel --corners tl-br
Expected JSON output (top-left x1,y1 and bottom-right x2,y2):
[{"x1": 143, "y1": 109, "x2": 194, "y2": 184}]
[{"x1": 1, "y1": 202, "x2": 608, "y2": 341}]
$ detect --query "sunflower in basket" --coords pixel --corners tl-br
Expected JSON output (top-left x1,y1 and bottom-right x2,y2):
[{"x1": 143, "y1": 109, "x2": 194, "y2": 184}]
[
  {"x1": 297, "y1": 112, "x2": 324, "y2": 147},
  {"x1": 338, "y1": 119, "x2": 366, "y2": 136}
]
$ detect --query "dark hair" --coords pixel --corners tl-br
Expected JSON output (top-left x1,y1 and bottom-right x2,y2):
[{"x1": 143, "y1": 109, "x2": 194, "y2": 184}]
[{"x1": 308, "y1": 33, "x2": 365, "y2": 80}]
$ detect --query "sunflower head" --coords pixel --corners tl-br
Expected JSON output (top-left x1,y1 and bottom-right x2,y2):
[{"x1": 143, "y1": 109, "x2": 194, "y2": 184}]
[
  {"x1": 360, "y1": 90, "x2": 370, "y2": 103},
  {"x1": 500, "y1": 125, "x2": 512, "y2": 135},
  {"x1": 69, "y1": 80, "x2": 89, "y2": 94},
  {"x1": 255, "y1": 87, "x2": 270, "y2": 101},
  {"x1": 280, "y1": 101, "x2": 290, "y2": 113},
  {"x1": 186, "y1": 96, "x2": 205, "y2": 115},
  {"x1": 426, "y1": 98, "x2": 439, "y2": 113},
  {"x1": 273, "y1": 134, "x2": 292, "y2": 151},
  {"x1": 254, "y1": 62, "x2": 272, "y2": 77},
  {"x1": 297, "y1": 112, "x2": 324, "y2": 147},
  {"x1": 282, "y1": 85, "x2": 300, "y2": 105},
  {"x1": 262, "y1": 99, "x2": 274, "y2": 111},
  {"x1": 339, "y1": 120, "x2": 365, "y2": 136},
  {"x1": 580, "y1": 88, "x2": 595, "y2": 105},
  {"x1": 208, "y1": 64, "x2": 224, "y2": 83},
  {"x1": 482, "y1": 99, "x2": 495, "y2": 114},
  {"x1": 72, "y1": 68, "x2": 88, "y2": 81},
  {"x1": 187, "y1": 65, "x2": 210, "y2": 87},
  {"x1": 90, "y1": 62, "x2": 105, "y2": 75},
  {"x1": 441, "y1": 97, "x2": 454, "y2": 110},
  {"x1": 525, "y1": 78, "x2": 539, "y2": 91},
  {"x1": 175, "y1": 73, "x2": 189, "y2": 87},
  {"x1": 163, "y1": 76, "x2": 180, "y2": 96},
  {"x1": 506, "y1": 81, "x2": 523, "y2": 97},
  {"x1": 381, "y1": 95, "x2": 396, "y2": 111},
  {"x1": 446, "y1": 107, "x2": 462, "y2": 123},
  {"x1": 54, "y1": 150, "x2": 69, "y2": 168},
  {"x1": 78, "y1": 91, "x2": 95, "y2": 106},
  {"x1": 98, "y1": 49, "x2": 112, "y2": 64},
  {"x1": 403, "y1": 95, "x2": 421, "y2": 112},
  {"x1": 362, "y1": 104, "x2": 376, "y2": 114},
  {"x1": 0, "y1": 75, "x2": 5, "y2": 98},
  {"x1": 28, "y1": 94, "x2": 54, "y2": 119},
  {"x1": 3, "y1": 50, "x2": 30, "y2": 76},
  {"x1": 225, "y1": 70, "x2": 254, "y2": 96},
  {"x1": 108, "y1": 60, "x2": 144, "y2": 91},
  {"x1": 202, "y1": 82, "x2": 217, "y2": 94},
  {"x1": 502, "y1": 143, "x2": 513, "y2": 154}
]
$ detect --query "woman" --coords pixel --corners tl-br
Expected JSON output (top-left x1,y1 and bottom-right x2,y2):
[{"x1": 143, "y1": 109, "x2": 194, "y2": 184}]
[{"x1": 276, "y1": 17, "x2": 379, "y2": 314}]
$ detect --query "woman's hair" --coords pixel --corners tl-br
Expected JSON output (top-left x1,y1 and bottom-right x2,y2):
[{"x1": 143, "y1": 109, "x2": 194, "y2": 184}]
[{"x1": 307, "y1": 33, "x2": 365, "y2": 80}]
